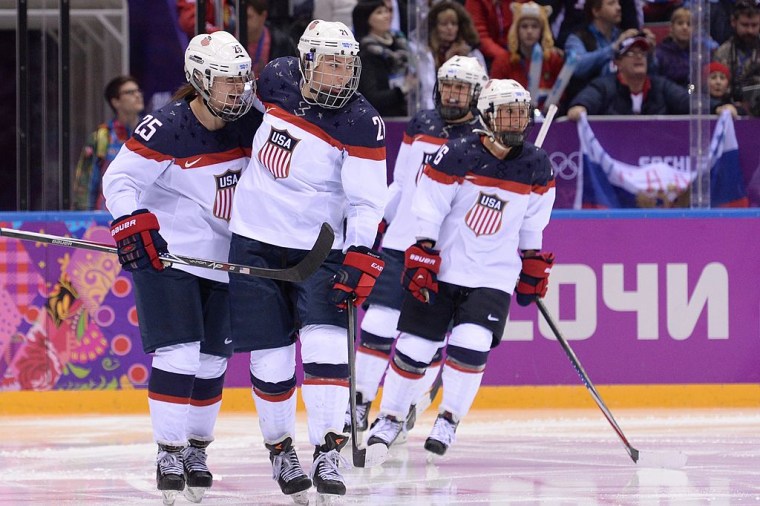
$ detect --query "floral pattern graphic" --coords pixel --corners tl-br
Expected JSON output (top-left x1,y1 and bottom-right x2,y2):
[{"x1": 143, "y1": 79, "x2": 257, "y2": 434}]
[{"x1": 0, "y1": 218, "x2": 149, "y2": 391}]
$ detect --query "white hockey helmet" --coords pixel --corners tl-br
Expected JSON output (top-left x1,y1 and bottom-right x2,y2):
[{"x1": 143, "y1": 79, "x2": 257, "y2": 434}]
[
  {"x1": 476, "y1": 79, "x2": 534, "y2": 147},
  {"x1": 297, "y1": 20, "x2": 362, "y2": 109},
  {"x1": 434, "y1": 55, "x2": 489, "y2": 120},
  {"x1": 185, "y1": 31, "x2": 255, "y2": 122}
]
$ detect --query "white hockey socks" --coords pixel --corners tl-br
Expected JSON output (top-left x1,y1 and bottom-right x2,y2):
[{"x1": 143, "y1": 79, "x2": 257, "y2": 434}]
[
  {"x1": 253, "y1": 388, "x2": 297, "y2": 443},
  {"x1": 439, "y1": 363, "x2": 485, "y2": 421},
  {"x1": 301, "y1": 383, "x2": 349, "y2": 446}
]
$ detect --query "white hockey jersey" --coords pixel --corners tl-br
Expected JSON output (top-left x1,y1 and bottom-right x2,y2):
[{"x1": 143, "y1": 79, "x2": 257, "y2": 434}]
[
  {"x1": 413, "y1": 134, "x2": 556, "y2": 293},
  {"x1": 382, "y1": 109, "x2": 477, "y2": 252},
  {"x1": 229, "y1": 57, "x2": 388, "y2": 251},
  {"x1": 103, "y1": 98, "x2": 262, "y2": 282}
]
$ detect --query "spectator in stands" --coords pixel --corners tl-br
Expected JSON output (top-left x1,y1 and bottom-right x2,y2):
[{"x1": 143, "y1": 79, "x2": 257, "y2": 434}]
[
  {"x1": 72, "y1": 76, "x2": 143, "y2": 210},
  {"x1": 490, "y1": 1, "x2": 564, "y2": 110},
  {"x1": 354, "y1": 0, "x2": 414, "y2": 116},
  {"x1": 642, "y1": 0, "x2": 682, "y2": 23},
  {"x1": 313, "y1": 0, "x2": 358, "y2": 30},
  {"x1": 655, "y1": 7, "x2": 691, "y2": 88},
  {"x1": 714, "y1": 0, "x2": 760, "y2": 102},
  {"x1": 567, "y1": 34, "x2": 689, "y2": 119},
  {"x1": 683, "y1": 0, "x2": 735, "y2": 46},
  {"x1": 707, "y1": 61, "x2": 747, "y2": 117},
  {"x1": 464, "y1": 0, "x2": 515, "y2": 69},
  {"x1": 414, "y1": 1, "x2": 486, "y2": 109},
  {"x1": 245, "y1": 0, "x2": 297, "y2": 76},
  {"x1": 539, "y1": 0, "x2": 642, "y2": 49},
  {"x1": 563, "y1": 0, "x2": 656, "y2": 110},
  {"x1": 177, "y1": 0, "x2": 235, "y2": 38}
]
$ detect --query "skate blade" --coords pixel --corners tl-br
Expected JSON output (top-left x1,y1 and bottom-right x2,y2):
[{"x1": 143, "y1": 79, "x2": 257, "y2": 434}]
[
  {"x1": 361, "y1": 442, "x2": 389, "y2": 467},
  {"x1": 162, "y1": 490, "x2": 180, "y2": 506},
  {"x1": 315, "y1": 492, "x2": 343, "y2": 505},
  {"x1": 183, "y1": 486, "x2": 208, "y2": 503},
  {"x1": 289, "y1": 490, "x2": 310, "y2": 505}
]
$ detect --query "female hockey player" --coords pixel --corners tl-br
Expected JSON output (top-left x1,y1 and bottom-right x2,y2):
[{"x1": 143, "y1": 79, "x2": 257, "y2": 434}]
[
  {"x1": 227, "y1": 20, "x2": 388, "y2": 504},
  {"x1": 366, "y1": 79, "x2": 556, "y2": 458},
  {"x1": 103, "y1": 31, "x2": 260, "y2": 505}
]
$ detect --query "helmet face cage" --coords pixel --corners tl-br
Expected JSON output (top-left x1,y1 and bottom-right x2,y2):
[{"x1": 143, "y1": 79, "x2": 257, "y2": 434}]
[
  {"x1": 185, "y1": 33, "x2": 255, "y2": 122},
  {"x1": 434, "y1": 79, "x2": 480, "y2": 121},
  {"x1": 477, "y1": 79, "x2": 534, "y2": 147},
  {"x1": 486, "y1": 102, "x2": 535, "y2": 146},
  {"x1": 434, "y1": 56, "x2": 488, "y2": 121},
  {"x1": 297, "y1": 20, "x2": 362, "y2": 109},
  {"x1": 300, "y1": 53, "x2": 362, "y2": 109}
]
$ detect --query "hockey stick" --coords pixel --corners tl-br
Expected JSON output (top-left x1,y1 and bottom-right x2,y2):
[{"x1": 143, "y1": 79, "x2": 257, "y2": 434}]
[
  {"x1": 534, "y1": 103, "x2": 557, "y2": 148},
  {"x1": 536, "y1": 299, "x2": 688, "y2": 468},
  {"x1": 0, "y1": 223, "x2": 334, "y2": 282},
  {"x1": 346, "y1": 301, "x2": 387, "y2": 467}
]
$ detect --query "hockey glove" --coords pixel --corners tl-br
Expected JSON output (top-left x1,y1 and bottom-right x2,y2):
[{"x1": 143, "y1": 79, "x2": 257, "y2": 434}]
[
  {"x1": 330, "y1": 246, "x2": 385, "y2": 309},
  {"x1": 515, "y1": 252, "x2": 555, "y2": 306},
  {"x1": 402, "y1": 241, "x2": 441, "y2": 304},
  {"x1": 110, "y1": 209, "x2": 169, "y2": 272}
]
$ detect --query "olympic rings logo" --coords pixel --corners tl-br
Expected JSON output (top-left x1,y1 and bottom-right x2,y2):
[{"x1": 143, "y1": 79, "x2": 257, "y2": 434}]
[{"x1": 549, "y1": 151, "x2": 581, "y2": 180}]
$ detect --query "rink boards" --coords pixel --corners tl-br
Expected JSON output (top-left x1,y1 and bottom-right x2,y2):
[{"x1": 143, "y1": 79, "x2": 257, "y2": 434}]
[{"x1": 0, "y1": 210, "x2": 759, "y2": 414}]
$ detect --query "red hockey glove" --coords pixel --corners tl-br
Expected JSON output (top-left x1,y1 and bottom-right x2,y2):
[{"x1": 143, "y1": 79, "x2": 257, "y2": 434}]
[
  {"x1": 403, "y1": 241, "x2": 441, "y2": 304},
  {"x1": 515, "y1": 252, "x2": 555, "y2": 306},
  {"x1": 110, "y1": 209, "x2": 169, "y2": 272},
  {"x1": 330, "y1": 246, "x2": 385, "y2": 308}
]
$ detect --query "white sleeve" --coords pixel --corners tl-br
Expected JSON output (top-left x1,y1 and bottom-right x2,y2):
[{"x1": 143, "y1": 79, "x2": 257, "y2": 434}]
[
  {"x1": 102, "y1": 142, "x2": 168, "y2": 219},
  {"x1": 519, "y1": 185, "x2": 556, "y2": 250},
  {"x1": 384, "y1": 136, "x2": 413, "y2": 223},
  {"x1": 411, "y1": 170, "x2": 459, "y2": 244},
  {"x1": 341, "y1": 153, "x2": 388, "y2": 250}
]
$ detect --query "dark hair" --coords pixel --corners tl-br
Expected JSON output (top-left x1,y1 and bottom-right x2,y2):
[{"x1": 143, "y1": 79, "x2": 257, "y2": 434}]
[
  {"x1": 352, "y1": 0, "x2": 386, "y2": 41},
  {"x1": 583, "y1": 0, "x2": 606, "y2": 24},
  {"x1": 244, "y1": 0, "x2": 269, "y2": 15},
  {"x1": 427, "y1": 1, "x2": 480, "y2": 61},
  {"x1": 733, "y1": 0, "x2": 760, "y2": 19},
  {"x1": 104, "y1": 75, "x2": 138, "y2": 114},
  {"x1": 171, "y1": 83, "x2": 197, "y2": 102}
]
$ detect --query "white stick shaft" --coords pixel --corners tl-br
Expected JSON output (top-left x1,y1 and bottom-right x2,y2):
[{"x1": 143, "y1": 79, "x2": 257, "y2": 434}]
[{"x1": 534, "y1": 104, "x2": 557, "y2": 148}]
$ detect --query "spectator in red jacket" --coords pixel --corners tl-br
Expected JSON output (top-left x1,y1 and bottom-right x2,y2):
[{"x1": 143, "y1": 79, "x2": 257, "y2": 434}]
[
  {"x1": 465, "y1": 0, "x2": 524, "y2": 68},
  {"x1": 490, "y1": 1, "x2": 564, "y2": 109},
  {"x1": 176, "y1": 0, "x2": 235, "y2": 38}
]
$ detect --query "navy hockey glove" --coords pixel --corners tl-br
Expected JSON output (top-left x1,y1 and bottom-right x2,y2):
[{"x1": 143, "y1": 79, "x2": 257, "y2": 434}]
[
  {"x1": 515, "y1": 252, "x2": 555, "y2": 306},
  {"x1": 110, "y1": 209, "x2": 168, "y2": 272},
  {"x1": 402, "y1": 241, "x2": 441, "y2": 304},
  {"x1": 330, "y1": 246, "x2": 385, "y2": 309}
]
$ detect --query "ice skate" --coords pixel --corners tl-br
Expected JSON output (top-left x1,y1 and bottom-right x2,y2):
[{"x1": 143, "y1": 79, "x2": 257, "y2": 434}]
[
  {"x1": 392, "y1": 404, "x2": 417, "y2": 446},
  {"x1": 181, "y1": 437, "x2": 213, "y2": 503},
  {"x1": 366, "y1": 414, "x2": 404, "y2": 449},
  {"x1": 342, "y1": 392, "x2": 372, "y2": 434},
  {"x1": 311, "y1": 431, "x2": 350, "y2": 501},
  {"x1": 265, "y1": 435, "x2": 312, "y2": 505},
  {"x1": 156, "y1": 443, "x2": 185, "y2": 505},
  {"x1": 424, "y1": 411, "x2": 459, "y2": 457}
]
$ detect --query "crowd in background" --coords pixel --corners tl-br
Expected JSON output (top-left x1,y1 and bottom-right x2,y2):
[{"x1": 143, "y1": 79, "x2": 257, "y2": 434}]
[
  {"x1": 168, "y1": 0, "x2": 760, "y2": 119},
  {"x1": 74, "y1": 0, "x2": 760, "y2": 210}
]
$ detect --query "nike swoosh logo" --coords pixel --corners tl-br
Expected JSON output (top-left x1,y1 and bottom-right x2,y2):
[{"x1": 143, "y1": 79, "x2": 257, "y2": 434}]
[
  {"x1": 487, "y1": 314, "x2": 499, "y2": 322},
  {"x1": 184, "y1": 158, "x2": 202, "y2": 168},
  {"x1": 224, "y1": 338, "x2": 233, "y2": 344}
]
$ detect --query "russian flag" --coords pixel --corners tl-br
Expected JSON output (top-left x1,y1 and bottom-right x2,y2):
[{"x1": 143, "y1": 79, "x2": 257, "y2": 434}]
[
  {"x1": 576, "y1": 112, "x2": 748, "y2": 208},
  {"x1": 708, "y1": 110, "x2": 749, "y2": 207}
]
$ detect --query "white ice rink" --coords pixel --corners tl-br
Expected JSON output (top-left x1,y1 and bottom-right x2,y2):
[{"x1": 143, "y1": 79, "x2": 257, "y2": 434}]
[{"x1": 1, "y1": 408, "x2": 758, "y2": 505}]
